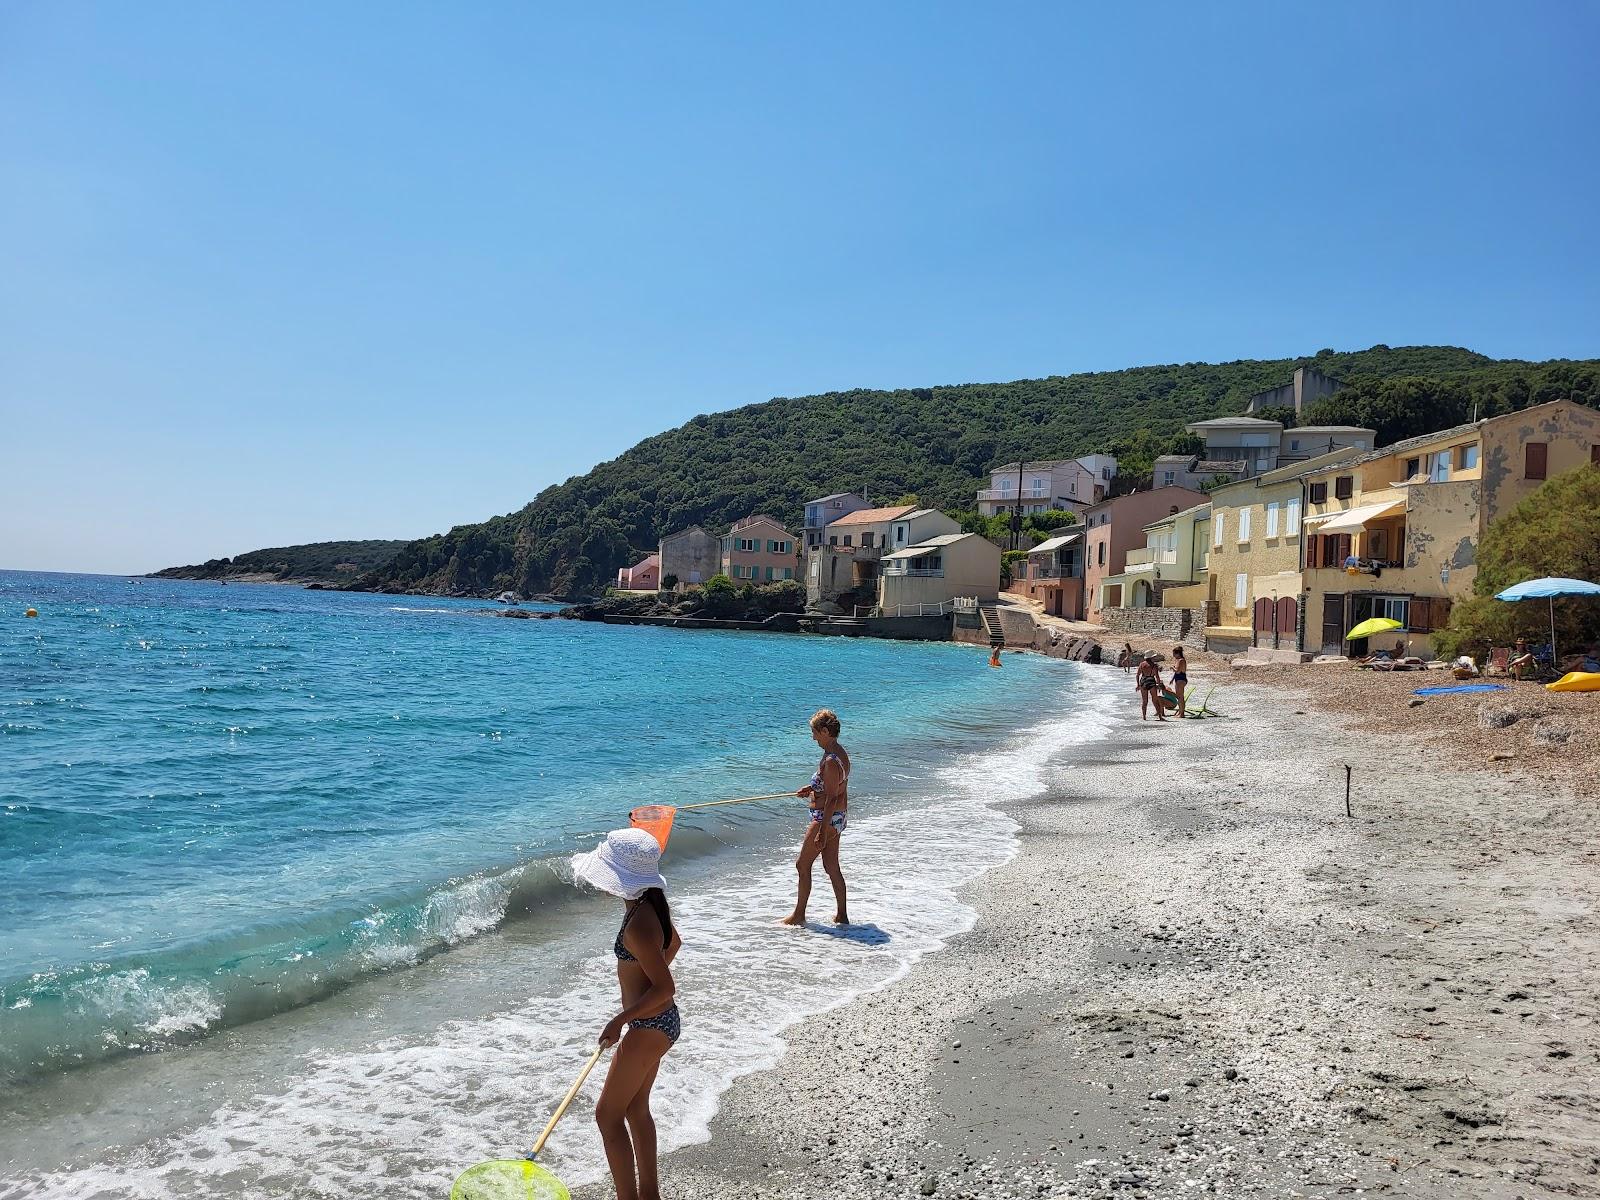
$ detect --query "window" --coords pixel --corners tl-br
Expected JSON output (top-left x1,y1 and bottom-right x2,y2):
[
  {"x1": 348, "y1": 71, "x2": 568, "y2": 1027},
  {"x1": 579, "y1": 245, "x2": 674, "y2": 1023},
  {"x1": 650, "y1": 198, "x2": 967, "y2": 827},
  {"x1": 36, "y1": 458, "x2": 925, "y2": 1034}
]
[
  {"x1": 1266, "y1": 502, "x2": 1280, "y2": 538},
  {"x1": 1334, "y1": 476, "x2": 1353, "y2": 500},
  {"x1": 828, "y1": 535, "x2": 837, "y2": 546},
  {"x1": 1456, "y1": 444, "x2": 1478, "y2": 471},
  {"x1": 1032, "y1": 477, "x2": 1045, "y2": 490},
  {"x1": 894, "y1": 524, "x2": 907, "y2": 544},
  {"x1": 1375, "y1": 596, "x2": 1409, "y2": 627},
  {"x1": 1526, "y1": 442, "x2": 1547, "y2": 480},
  {"x1": 1286, "y1": 497, "x2": 1301, "y2": 536},
  {"x1": 810, "y1": 558, "x2": 820, "y2": 578},
  {"x1": 1097, "y1": 542, "x2": 1106, "y2": 566},
  {"x1": 842, "y1": 535, "x2": 853, "y2": 547},
  {"x1": 1309, "y1": 481, "x2": 1328, "y2": 504},
  {"x1": 783, "y1": 567, "x2": 793, "y2": 580},
  {"x1": 1427, "y1": 451, "x2": 1450, "y2": 483},
  {"x1": 735, "y1": 537, "x2": 757, "y2": 552},
  {"x1": 1213, "y1": 512, "x2": 1225, "y2": 548},
  {"x1": 765, "y1": 566, "x2": 775, "y2": 581},
  {"x1": 1238, "y1": 508, "x2": 1252, "y2": 542},
  {"x1": 1290, "y1": 438, "x2": 1300, "y2": 452},
  {"x1": 861, "y1": 532, "x2": 875, "y2": 548},
  {"x1": 1235, "y1": 573, "x2": 1248, "y2": 609},
  {"x1": 1403, "y1": 457, "x2": 1421, "y2": 478},
  {"x1": 1369, "y1": 530, "x2": 1388, "y2": 561},
  {"x1": 1162, "y1": 470, "x2": 1175, "y2": 486}
]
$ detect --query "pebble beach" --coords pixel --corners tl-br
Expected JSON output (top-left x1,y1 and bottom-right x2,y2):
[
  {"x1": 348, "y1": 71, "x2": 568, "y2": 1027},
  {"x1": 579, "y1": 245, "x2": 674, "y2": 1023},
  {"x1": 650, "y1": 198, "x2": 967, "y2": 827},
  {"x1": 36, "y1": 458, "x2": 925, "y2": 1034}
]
[{"x1": 578, "y1": 666, "x2": 1600, "y2": 1199}]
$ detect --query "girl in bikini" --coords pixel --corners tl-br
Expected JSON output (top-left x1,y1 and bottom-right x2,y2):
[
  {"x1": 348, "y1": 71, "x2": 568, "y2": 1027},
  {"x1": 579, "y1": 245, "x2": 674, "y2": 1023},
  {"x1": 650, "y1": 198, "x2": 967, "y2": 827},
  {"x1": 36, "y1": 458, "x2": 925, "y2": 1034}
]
[
  {"x1": 571, "y1": 828, "x2": 681, "y2": 1200},
  {"x1": 782, "y1": 708, "x2": 850, "y2": 926},
  {"x1": 1171, "y1": 645, "x2": 1189, "y2": 718}
]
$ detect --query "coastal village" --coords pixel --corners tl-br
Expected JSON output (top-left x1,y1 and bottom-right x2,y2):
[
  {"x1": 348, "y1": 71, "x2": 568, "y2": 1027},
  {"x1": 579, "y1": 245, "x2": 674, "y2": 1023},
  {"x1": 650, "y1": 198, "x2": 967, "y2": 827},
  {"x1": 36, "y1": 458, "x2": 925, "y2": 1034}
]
[{"x1": 611, "y1": 366, "x2": 1600, "y2": 672}]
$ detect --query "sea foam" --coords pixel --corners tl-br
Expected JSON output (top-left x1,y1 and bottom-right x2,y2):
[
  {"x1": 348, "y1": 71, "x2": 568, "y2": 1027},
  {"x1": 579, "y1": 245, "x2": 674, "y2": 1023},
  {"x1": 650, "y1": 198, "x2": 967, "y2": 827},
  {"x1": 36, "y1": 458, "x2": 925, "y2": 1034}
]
[{"x1": 3, "y1": 675, "x2": 1120, "y2": 1200}]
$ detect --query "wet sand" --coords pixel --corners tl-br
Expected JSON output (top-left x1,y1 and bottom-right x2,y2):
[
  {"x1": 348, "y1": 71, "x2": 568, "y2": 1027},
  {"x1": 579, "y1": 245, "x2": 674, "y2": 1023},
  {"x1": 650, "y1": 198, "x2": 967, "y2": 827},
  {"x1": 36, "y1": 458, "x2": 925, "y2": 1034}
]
[{"x1": 576, "y1": 676, "x2": 1600, "y2": 1198}]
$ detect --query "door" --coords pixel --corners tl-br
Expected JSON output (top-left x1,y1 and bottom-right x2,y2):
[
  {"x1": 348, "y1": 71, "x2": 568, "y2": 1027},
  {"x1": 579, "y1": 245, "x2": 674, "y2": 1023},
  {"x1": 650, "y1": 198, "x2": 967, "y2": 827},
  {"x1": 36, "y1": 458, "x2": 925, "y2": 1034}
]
[
  {"x1": 1274, "y1": 596, "x2": 1298, "y2": 651},
  {"x1": 1321, "y1": 593, "x2": 1345, "y2": 654},
  {"x1": 1252, "y1": 597, "x2": 1273, "y2": 648},
  {"x1": 1347, "y1": 594, "x2": 1375, "y2": 657}
]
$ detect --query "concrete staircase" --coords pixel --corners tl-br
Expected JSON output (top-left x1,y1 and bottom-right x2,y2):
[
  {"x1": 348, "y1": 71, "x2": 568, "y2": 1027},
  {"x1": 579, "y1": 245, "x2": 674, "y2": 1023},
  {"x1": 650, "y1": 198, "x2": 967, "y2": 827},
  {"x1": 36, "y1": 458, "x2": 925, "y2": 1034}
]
[{"x1": 978, "y1": 602, "x2": 1005, "y2": 647}]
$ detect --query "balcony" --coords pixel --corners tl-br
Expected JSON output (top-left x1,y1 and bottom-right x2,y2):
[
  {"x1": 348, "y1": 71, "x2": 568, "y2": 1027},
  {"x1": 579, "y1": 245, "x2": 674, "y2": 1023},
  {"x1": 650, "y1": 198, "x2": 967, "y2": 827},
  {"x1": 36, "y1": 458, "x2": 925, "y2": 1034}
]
[
  {"x1": 977, "y1": 487, "x2": 1058, "y2": 502},
  {"x1": 882, "y1": 566, "x2": 944, "y2": 578},
  {"x1": 1124, "y1": 548, "x2": 1178, "y2": 569}
]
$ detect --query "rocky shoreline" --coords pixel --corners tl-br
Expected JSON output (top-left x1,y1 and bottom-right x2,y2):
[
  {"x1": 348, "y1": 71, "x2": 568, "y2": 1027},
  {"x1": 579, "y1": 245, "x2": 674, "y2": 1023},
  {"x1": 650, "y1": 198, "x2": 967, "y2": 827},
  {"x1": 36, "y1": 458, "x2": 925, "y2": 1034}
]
[{"x1": 574, "y1": 673, "x2": 1600, "y2": 1199}]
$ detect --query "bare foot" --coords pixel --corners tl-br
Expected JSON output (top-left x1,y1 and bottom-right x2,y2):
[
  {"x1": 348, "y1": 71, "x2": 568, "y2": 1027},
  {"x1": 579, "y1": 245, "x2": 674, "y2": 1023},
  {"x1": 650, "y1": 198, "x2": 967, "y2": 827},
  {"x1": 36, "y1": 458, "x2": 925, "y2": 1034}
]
[
  {"x1": 833, "y1": 913, "x2": 850, "y2": 925},
  {"x1": 779, "y1": 913, "x2": 806, "y2": 926}
]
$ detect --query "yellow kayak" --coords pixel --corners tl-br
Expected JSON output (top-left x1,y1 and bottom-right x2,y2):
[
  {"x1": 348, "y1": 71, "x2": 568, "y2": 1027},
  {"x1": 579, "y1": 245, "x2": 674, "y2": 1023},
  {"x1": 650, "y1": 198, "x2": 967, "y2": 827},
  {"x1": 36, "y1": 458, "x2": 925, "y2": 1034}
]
[{"x1": 1546, "y1": 671, "x2": 1600, "y2": 692}]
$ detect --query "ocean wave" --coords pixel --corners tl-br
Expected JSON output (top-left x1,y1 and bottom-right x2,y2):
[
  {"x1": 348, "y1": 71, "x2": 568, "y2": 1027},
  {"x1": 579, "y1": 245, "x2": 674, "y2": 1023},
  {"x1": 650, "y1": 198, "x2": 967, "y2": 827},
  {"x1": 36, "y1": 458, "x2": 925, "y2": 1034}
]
[{"x1": 2, "y1": 670, "x2": 1124, "y2": 1199}]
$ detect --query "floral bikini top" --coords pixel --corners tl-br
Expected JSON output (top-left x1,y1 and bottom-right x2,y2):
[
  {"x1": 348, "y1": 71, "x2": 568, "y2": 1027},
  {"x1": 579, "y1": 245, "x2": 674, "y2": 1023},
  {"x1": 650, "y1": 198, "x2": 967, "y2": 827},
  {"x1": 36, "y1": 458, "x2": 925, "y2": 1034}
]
[{"x1": 809, "y1": 750, "x2": 849, "y2": 803}]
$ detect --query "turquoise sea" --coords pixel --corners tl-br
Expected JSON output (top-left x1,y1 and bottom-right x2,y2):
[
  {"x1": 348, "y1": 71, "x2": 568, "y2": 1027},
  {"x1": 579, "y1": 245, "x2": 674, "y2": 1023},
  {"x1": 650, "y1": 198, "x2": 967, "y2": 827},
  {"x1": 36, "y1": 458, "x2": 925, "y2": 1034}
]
[{"x1": 0, "y1": 570, "x2": 1119, "y2": 1198}]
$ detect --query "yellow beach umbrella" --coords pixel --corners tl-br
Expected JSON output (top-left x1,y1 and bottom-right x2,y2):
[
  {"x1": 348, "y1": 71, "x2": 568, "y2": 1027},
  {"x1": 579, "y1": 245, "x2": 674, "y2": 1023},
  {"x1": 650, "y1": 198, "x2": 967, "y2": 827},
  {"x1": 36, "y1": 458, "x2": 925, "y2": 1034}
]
[{"x1": 1345, "y1": 616, "x2": 1402, "y2": 642}]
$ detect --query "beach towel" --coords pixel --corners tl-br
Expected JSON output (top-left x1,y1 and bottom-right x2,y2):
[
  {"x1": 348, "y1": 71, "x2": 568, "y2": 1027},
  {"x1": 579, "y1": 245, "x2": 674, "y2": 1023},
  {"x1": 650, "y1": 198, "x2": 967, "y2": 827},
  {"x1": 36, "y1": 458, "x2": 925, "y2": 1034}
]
[{"x1": 1412, "y1": 683, "x2": 1508, "y2": 696}]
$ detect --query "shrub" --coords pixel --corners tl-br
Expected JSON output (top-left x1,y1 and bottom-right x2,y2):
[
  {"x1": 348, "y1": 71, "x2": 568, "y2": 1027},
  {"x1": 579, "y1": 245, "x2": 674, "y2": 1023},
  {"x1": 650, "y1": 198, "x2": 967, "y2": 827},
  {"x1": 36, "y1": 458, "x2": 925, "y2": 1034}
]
[{"x1": 1435, "y1": 465, "x2": 1600, "y2": 657}]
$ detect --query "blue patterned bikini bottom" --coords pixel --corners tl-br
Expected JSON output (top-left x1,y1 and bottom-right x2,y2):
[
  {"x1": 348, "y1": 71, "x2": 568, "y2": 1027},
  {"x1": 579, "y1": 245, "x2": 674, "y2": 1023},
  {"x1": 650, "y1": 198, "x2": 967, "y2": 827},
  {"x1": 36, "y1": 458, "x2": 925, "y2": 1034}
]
[{"x1": 629, "y1": 1004, "x2": 681, "y2": 1046}]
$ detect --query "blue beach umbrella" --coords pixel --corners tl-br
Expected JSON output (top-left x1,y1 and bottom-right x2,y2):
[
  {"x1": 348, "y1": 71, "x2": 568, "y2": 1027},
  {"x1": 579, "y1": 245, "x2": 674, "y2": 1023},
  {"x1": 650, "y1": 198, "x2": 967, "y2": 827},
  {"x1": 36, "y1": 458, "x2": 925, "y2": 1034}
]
[{"x1": 1493, "y1": 576, "x2": 1600, "y2": 667}]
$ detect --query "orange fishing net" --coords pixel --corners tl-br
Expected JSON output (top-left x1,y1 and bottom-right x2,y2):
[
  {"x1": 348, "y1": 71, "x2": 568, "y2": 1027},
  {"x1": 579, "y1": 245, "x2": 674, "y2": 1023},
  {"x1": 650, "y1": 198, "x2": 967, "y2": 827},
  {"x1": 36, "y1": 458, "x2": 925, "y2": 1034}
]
[{"x1": 629, "y1": 805, "x2": 677, "y2": 851}]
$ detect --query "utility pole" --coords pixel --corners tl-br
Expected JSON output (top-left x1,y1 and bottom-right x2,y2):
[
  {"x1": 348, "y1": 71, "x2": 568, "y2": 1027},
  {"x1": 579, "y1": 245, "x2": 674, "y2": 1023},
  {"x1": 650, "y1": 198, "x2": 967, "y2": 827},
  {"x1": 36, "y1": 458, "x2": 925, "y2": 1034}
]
[{"x1": 1011, "y1": 460, "x2": 1025, "y2": 550}]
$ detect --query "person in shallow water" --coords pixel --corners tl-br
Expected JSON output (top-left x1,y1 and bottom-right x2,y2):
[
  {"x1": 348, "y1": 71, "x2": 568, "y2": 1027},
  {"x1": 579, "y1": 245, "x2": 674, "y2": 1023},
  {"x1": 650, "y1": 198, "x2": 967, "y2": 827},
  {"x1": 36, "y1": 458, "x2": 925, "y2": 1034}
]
[
  {"x1": 783, "y1": 708, "x2": 850, "y2": 926},
  {"x1": 571, "y1": 828, "x2": 682, "y2": 1200},
  {"x1": 1135, "y1": 651, "x2": 1168, "y2": 722}
]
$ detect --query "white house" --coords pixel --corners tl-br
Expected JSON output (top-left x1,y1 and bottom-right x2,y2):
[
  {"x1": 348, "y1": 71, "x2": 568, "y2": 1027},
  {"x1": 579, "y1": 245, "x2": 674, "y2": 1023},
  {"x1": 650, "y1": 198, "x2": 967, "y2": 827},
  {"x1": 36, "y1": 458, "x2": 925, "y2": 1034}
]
[
  {"x1": 975, "y1": 458, "x2": 1114, "y2": 518},
  {"x1": 886, "y1": 508, "x2": 962, "y2": 553},
  {"x1": 879, "y1": 532, "x2": 1002, "y2": 612},
  {"x1": 1153, "y1": 420, "x2": 1375, "y2": 489}
]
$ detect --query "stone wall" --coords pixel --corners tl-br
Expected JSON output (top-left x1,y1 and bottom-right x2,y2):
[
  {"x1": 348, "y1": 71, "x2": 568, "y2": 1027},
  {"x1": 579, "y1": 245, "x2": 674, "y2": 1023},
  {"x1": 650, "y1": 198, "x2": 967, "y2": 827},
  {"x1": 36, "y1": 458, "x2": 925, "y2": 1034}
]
[{"x1": 1098, "y1": 606, "x2": 1199, "y2": 640}]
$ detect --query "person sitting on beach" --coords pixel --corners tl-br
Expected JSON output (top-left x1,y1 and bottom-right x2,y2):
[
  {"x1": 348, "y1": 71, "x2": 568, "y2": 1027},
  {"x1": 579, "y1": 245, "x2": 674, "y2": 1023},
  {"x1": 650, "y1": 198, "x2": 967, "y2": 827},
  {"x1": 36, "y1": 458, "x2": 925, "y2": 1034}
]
[
  {"x1": 1508, "y1": 638, "x2": 1537, "y2": 680},
  {"x1": 784, "y1": 708, "x2": 850, "y2": 926},
  {"x1": 1170, "y1": 646, "x2": 1188, "y2": 718},
  {"x1": 1135, "y1": 652, "x2": 1167, "y2": 722},
  {"x1": 571, "y1": 828, "x2": 681, "y2": 1200}
]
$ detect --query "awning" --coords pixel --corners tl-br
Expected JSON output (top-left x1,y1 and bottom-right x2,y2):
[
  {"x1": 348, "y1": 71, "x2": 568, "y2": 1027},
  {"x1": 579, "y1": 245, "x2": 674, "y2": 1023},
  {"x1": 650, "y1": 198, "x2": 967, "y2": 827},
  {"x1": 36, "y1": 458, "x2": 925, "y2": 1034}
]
[
  {"x1": 1028, "y1": 532, "x2": 1081, "y2": 555},
  {"x1": 1303, "y1": 499, "x2": 1406, "y2": 535}
]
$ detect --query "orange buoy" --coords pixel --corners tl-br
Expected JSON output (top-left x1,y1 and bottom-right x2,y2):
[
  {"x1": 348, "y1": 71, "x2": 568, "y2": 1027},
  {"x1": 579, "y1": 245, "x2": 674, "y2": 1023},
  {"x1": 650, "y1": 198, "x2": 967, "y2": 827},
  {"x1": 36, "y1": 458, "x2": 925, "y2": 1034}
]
[{"x1": 25, "y1": 608, "x2": 38, "y2": 618}]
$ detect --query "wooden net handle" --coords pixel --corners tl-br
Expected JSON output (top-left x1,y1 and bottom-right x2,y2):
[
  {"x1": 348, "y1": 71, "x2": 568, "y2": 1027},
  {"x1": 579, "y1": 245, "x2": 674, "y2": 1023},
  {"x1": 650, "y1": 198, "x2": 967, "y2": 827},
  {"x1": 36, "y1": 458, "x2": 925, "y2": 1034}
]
[
  {"x1": 530, "y1": 1043, "x2": 606, "y2": 1158},
  {"x1": 676, "y1": 792, "x2": 795, "y2": 812}
]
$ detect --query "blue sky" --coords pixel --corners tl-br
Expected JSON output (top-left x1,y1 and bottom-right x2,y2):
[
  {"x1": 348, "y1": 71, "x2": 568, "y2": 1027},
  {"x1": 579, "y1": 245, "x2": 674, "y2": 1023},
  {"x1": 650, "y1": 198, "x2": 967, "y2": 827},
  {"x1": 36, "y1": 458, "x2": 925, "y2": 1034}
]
[{"x1": 3, "y1": 2, "x2": 1598, "y2": 574}]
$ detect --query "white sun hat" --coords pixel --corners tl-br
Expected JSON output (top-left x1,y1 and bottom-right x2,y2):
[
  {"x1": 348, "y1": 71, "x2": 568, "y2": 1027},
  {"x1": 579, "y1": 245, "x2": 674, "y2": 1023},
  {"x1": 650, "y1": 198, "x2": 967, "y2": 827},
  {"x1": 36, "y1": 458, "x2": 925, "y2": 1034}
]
[{"x1": 570, "y1": 828, "x2": 667, "y2": 899}]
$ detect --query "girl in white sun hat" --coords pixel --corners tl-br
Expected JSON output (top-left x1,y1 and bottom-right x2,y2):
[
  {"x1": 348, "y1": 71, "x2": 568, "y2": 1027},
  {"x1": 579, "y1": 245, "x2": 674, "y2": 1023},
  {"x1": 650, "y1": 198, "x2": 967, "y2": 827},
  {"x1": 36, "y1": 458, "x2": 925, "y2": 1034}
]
[{"x1": 570, "y1": 827, "x2": 681, "y2": 1200}]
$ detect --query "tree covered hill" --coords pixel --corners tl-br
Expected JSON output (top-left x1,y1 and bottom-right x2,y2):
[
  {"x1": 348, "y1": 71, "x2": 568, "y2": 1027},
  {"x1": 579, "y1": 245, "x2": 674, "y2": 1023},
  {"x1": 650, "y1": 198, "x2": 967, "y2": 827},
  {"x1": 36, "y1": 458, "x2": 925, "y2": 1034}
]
[
  {"x1": 153, "y1": 540, "x2": 412, "y2": 583},
  {"x1": 357, "y1": 345, "x2": 1600, "y2": 598}
]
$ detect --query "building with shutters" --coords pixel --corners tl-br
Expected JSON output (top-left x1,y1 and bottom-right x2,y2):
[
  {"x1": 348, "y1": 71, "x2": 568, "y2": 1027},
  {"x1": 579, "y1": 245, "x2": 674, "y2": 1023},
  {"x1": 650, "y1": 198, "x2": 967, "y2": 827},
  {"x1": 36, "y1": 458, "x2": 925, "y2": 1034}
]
[
  {"x1": 1299, "y1": 399, "x2": 1600, "y2": 655},
  {"x1": 719, "y1": 515, "x2": 800, "y2": 583},
  {"x1": 1203, "y1": 447, "x2": 1366, "y2": 650},
  {"x1": 1082, "y1": 486, "x2": 1209, "y2": 622}
]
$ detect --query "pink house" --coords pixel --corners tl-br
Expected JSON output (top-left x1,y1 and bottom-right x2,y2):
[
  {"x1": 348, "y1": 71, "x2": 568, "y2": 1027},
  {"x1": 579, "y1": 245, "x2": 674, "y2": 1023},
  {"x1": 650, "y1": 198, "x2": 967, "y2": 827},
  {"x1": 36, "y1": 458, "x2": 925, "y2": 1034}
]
[
  {"x1": 719, "y1": 515, "x2": 799, "y2": 584},
  {"x1": 615, "y1": 553, "x2": 660, "y2": 591},
  {"x1": 1082, "y1": 486, "x2": 1208, "y2": 622}
]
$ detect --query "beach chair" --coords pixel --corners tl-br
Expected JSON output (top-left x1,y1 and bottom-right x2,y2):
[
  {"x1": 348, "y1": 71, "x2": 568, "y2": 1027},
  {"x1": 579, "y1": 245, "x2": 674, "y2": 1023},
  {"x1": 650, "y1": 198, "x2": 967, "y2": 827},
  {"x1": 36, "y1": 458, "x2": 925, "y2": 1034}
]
[{"x1": 1487, "y1": 647, "x2": 1510, "y2": 677}]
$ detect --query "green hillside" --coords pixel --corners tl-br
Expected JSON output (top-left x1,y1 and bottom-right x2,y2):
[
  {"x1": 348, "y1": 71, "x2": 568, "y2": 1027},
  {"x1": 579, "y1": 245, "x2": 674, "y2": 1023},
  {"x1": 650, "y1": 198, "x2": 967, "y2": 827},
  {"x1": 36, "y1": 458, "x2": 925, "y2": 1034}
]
[
  {"x1": 153, "y1": 540, "x2": 412, "y2": 584},
  {"x1": 357, "y1": 346, "x2": 1600, "y2": 598}
]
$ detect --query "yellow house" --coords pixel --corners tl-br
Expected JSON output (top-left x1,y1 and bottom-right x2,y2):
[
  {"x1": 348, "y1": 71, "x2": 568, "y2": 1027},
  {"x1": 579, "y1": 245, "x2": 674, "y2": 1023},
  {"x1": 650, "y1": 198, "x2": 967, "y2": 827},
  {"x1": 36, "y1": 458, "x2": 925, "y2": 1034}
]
[
  {"x1": 1204, "y1": 446, "x2": 1364, "y2": 651},
  {"x1": 1301, "y1": 399, "x2": 1600, "y2": 655}
]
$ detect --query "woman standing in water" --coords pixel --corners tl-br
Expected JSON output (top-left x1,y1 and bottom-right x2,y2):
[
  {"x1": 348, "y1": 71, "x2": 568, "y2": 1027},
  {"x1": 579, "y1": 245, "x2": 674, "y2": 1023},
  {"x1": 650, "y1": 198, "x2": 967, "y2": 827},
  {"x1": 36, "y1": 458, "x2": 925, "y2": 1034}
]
[
  {"x1": 783, "y1": 708, "x2": 850, "y2": 926},
  {"x1": 571, "y1": 828, "x2": 681, "y2": 1200}
]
